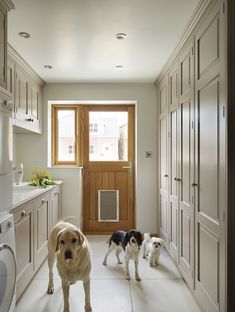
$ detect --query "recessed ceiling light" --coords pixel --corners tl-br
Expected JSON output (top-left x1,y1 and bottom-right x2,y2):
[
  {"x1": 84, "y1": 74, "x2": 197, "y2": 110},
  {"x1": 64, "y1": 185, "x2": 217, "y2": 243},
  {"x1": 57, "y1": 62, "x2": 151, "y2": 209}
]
[
  {"x1": 116, "y1": 33, "x2": 127, "y2": 40},
  {"x1": 19, "y1": 32, "x2": 30, "y2": 38},
  {"x1": 44, "y1": 65, "x2": 52, "y2": 69},
  {"x1": 116, "y1": 65, "x2": 123, "y2": 69}
]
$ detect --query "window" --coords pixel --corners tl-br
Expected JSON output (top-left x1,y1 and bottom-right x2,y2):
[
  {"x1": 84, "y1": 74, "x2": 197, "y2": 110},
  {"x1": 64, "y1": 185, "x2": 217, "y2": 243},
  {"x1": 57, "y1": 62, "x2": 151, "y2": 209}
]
[{"x1": 51, "y1": 105, "x2": 81, "y2": 166}]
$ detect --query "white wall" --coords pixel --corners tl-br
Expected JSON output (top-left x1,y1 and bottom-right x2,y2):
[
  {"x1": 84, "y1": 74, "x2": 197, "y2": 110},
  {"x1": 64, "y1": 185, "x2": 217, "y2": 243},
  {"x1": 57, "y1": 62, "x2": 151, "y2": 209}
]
[{"x1": 15, "y1": 83, "x2": 158, "y2": 233}]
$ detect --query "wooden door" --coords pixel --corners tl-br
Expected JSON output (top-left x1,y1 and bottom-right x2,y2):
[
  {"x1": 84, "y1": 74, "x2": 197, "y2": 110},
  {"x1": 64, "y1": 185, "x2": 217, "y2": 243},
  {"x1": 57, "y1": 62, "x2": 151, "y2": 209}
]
[
  {"x1": 168, "y1": 62, "x2": 179, "y2": 263},
  {"x1": 194, "y1": 2, "x2": 226, "y2": 311},
  {"x1": 178, "y1": 39, "x2": 195, "y2": 289},
  {"x1": 82, "y1": 105, "x2": 135, "y2": 234}
]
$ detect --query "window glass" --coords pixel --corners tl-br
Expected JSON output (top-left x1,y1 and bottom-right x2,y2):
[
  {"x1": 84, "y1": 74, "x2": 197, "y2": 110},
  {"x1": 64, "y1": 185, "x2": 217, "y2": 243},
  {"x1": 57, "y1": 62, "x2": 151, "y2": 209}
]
[
  {"x1": 58, "y1": 110, "x2": 75, "y2": 161},
  {"x1": 89, "y1": 111, "x2": 128, "y2": 161}
]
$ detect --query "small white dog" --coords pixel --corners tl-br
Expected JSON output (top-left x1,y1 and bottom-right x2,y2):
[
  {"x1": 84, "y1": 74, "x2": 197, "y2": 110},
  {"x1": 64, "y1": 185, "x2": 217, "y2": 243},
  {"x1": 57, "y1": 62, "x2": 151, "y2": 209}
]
[{"x1": 143, "y1": 233, "x2": 165, "y2": 267}]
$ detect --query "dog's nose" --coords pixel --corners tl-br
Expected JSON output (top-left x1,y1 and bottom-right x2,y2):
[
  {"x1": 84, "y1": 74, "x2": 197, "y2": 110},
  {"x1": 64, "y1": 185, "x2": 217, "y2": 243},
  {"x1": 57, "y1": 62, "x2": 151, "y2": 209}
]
[
  {"x1": 64, "y1": 250, "x2": 73, "y2": 260},
  {"x1": 131, "y1": 238, "x2": 135, "y2": 243}
]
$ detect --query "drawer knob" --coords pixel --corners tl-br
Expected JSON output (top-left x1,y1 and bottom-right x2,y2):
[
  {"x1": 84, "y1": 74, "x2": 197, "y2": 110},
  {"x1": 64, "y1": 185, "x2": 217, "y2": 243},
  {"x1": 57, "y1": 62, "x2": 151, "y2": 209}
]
[
  {"x1": 21, "y1": 210, "x2": 26, "y2": 218},
  {"x1": 41, "y1": 198, "x2": 45, "y2": 204}
]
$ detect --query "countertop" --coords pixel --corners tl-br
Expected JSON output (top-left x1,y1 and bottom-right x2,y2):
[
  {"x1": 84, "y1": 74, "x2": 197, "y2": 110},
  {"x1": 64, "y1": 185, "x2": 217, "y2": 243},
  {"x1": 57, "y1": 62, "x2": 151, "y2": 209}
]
[{"x1": 12, "y1": 181, "x2": 63, "y2": 209}]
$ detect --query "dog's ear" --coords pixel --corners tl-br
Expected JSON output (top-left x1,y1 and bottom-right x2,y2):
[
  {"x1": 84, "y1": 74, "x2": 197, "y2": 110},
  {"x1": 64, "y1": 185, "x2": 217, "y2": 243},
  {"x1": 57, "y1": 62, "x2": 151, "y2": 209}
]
[
  {"x1": 160, "y1": 239, "x2": 165, "y2": 247},
  {"x1": 55, "y1": 230, "x2": 64, "y2": 252},
  {"x1": 136, "y1": 231, "x2": 143, "y2": 246},
  {"x1": 123, "y1": 232, "x2": 130, "y2": 248},
  {"x1": 75, "y1": 229, "x2": 85, "y2": 246}
]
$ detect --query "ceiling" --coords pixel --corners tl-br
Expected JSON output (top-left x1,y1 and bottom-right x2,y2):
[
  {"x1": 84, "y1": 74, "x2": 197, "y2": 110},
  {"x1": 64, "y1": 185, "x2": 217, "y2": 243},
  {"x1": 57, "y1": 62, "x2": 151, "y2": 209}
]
[{"x1": 8, "y1": 0, "x2": 200, "y2": 83}]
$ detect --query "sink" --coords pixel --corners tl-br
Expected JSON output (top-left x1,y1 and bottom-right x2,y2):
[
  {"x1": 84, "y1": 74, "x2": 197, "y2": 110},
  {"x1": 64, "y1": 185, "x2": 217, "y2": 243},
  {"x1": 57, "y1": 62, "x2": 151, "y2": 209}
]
[{"x1": 13, "y1": 185, "x2": 38, "y2": 193}]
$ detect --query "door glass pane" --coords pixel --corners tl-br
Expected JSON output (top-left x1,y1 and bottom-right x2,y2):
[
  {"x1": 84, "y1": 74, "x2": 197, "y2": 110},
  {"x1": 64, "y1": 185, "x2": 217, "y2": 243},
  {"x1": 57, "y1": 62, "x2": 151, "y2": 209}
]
[
  {"x1": 89, "y1": 111, "x2": 128, "y2": 161},
  {"x1": 58, "y1": 110, "x2": 75, "y2": 161}
]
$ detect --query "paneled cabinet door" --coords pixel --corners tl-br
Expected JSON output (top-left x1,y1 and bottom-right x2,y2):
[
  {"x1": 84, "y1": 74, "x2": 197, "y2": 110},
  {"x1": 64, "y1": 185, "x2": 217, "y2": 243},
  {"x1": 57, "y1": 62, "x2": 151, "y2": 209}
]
[
  {"x1": 0, "y1": 4, "x2": 7, "y2": 89},
  {"x1": 34, "y1": 193, "x2": 49, "y2": 271},
  {"x1": 49, "y1": 186, "x2": 60, "y2": 231},
  {"x1": 7, "y1": 55, "x2": 14, "y2": 95},
  {"x1": 168, "y1": 62, "x2": 179, "y2": 263},
  {"x1": 194, "y1": 2, "x2": 226, "y2": 311},
  {"x1": 159, "y1": 74, "x2": 169, "y2": 245},
  {"x1": 13, "y1": 201, "x2": 34, "y2": 301},
  {"x1": 178, "y1": 39, "x2": 195, "y2": 290},
  {"x1": 28, "y1": 80, "x2": 41, "y2": 130},
  {"x1": 14, "y1": 64, "x2": 28, "y2": 123}
]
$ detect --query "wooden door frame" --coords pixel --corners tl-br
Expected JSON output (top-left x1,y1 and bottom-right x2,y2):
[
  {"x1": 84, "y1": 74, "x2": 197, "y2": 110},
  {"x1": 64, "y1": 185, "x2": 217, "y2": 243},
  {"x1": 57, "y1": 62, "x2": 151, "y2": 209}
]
[{"x1": 81, "y1": 104, "x2": 136, "y2": 234}]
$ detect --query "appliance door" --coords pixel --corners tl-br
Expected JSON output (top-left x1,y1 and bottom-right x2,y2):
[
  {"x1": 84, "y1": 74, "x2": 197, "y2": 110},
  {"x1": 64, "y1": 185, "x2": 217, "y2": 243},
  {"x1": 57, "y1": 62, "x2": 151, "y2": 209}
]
[{"x1": 0, "y1": 244, "x2": 16, "y2": 312}]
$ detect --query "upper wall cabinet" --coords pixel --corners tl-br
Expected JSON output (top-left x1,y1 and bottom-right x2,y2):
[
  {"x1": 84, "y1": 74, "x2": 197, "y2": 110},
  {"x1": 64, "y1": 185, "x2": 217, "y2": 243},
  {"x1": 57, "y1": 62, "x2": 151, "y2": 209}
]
[
  {"x1": 0, "y1": 0, "x2": 14, "y2": 91},
  {"x1": 7, "y1": 45, "x2": 45, "y2": 134}
]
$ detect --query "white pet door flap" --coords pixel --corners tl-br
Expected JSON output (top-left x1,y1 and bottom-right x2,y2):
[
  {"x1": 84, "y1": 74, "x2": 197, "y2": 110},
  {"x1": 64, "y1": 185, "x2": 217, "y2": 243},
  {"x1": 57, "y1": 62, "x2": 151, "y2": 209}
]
[
  {"x1": 98, "y1": 190, "x2": 119, "y2": 222},
  {"x1": 0, "y1": 245, "x2": 16, "y2": 312}
]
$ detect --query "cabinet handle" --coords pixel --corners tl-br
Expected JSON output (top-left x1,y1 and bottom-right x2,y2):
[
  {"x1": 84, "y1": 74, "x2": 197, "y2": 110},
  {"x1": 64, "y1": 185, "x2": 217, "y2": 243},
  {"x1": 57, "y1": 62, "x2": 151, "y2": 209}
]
[
  {"x1": 164, "y1": 174, "x2": 168, "y2": 178},
  {"x1": 174, "y1": 177, "x2": 177, "y2": 181},
  {"x1": 41, "y1": 198, "x2": 45, "y2": 204},
  {"x1": 21, "y1": 210, "x2": 27, "y2": 218},
  {"x1": 54, "y1": 192, "x2": 58, "y2": 195},
  {"x1": 177, "y1": 178, "x2": 182, "y2": 182},
  {"x1": 192, "y1": 182, "x2": 198, "y2": 187},
  {"x1": 25, "y1": 118, "x2": 34, "y2": 122}
]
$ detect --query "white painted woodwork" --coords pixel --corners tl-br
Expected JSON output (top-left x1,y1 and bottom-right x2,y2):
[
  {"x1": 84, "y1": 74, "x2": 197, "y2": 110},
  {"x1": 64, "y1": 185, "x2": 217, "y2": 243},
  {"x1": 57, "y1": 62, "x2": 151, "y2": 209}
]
[
  {"x1": 0, "y1": 3, "x2": 6, "y2": 89},
  {"x1": 158, "y1": 1, "x2": 226, "y2": 311},
  {"x1": 194, "y1": 1, "x2": 226, "y2": 311},
  {"x1": 178, "y1": 39, "x2": 195, "y2": 289},
  {"x1": 159, "y1": 74, "x2": 169, "y2": 244},
  {"x1": 49, "y1": 185, "x2": 61, "y2": 231},
  {"x1": 168, "y1": 62, "x2": 179, "y2": 263},
  {"x1": 34, "y1": 193, "x2": 49, "y2": 271},
  {"x1": 13, "y1": 201, "x2": 34, "y2": 300}
]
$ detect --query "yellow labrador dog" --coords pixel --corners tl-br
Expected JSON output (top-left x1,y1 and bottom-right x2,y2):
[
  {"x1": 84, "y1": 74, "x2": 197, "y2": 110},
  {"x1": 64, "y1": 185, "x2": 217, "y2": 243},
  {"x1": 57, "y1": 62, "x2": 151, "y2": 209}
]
[{"x1": 47, "y1": 220, "x2": 92, "y2": 312}]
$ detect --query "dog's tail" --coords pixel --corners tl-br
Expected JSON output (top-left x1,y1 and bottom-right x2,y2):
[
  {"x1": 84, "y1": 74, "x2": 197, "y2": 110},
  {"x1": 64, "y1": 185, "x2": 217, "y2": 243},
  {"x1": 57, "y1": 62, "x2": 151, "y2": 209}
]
[{"x1": 62, "y1": 216, "x2": 80, "y2": 227}]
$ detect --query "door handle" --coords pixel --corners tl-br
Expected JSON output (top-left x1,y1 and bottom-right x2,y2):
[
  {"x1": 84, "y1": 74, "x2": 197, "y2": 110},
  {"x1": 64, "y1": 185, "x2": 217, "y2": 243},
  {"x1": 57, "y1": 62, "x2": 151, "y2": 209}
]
[
  {"x1": 192, "y1": 182, "x2": 198, "y2": 187},
  {"x1": 123, "y1": 162, "x2": 132, "y2": 176}
]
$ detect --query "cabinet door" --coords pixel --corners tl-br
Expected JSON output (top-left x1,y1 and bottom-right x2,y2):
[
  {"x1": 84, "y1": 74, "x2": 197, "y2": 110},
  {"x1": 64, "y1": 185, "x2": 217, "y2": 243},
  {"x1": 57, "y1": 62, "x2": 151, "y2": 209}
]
[
  {"x1": 7, "y1": 56, "x2": 15, "y2": 96},
  {"x1": 159, "y1": 75, "x2": 169, "y2": 245},
  {"x1": 49, "y1": 186, "x2": 60, "y2": 231},
  {"x1": 178, "y1": 39, "x2": 195, "y2": 289},
  {"x1": 13, "y1": 201, "x2": 34, "y2": 301},
  {"x1": 28, "y1": 80, "x2": 41, "y2": 129},
  {"x1": 34, "y1": 193, "x2": 49, "y2": 271},
  {"x1": 168, "y1": 62, "x2": 179, "y2": 263},
  {"x1": 15, "y1": 64, "x2": 28, "y2": 122},
  {"x1": 194, "y1": 2, "x2": 226, "y2": 311},
  {"x1": 0, "y1": 4, "x2": 7, "y2": 89}
]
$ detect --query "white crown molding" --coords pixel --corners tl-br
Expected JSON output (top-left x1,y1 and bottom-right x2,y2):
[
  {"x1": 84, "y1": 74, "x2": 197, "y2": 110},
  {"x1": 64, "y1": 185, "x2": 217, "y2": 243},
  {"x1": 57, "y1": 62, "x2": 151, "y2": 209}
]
[
  {"x1": 0, "y1": 0, "x2": 14, "y2": 11},
  {"x1": 155, "y1": 0, "x2": 213, "y2": 84},
  {"x1": 8, "y1": 44, "x2": 46, "y2": 87}
]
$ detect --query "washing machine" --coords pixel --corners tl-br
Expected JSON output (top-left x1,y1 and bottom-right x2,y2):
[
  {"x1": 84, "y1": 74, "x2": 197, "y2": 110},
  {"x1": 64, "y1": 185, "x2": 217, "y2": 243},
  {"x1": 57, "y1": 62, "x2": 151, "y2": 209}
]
[{"x1": 0, "y1": 212, "x2": 16, "y2": 312}]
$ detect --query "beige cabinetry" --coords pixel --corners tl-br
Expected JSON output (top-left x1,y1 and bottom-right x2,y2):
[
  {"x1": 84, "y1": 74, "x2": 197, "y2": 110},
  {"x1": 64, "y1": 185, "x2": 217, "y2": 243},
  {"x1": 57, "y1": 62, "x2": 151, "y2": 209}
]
[
  {"x1": 13, "y1": 201, "x2": 34, "y2": 300},
  {"x1": 158, "y1": 1, "x2": 226, "y2": 311},
  {"x1": 0, "y1": 0, "x2": 14, "y2": 90},
  {"x1": 0, "y1": 2, "x2": 7, "y2": 89},
  {"x1": 12, "y1": 185, "x2": 62, "y2": 301},
  {"x1": 7, "y1": 45, "x2": 45, "y2": 134},
  {"x1": 34, "y1": 193, "x2": 50, "y2": 271},
  {"x1": 49, "y1": 185, "x2": 61, "y2": 231}
]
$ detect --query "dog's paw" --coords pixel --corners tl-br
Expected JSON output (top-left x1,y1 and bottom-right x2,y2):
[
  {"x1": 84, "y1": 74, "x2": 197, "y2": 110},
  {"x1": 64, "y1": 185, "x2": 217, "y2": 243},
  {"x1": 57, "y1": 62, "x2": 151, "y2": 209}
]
[
  {"x1": 47, "y1": 286, "x2": 54, "y2": 295},
  {"x1": 102, "y1": 261, "x2": 107, "y2": 266},
  {"x1": 85, "y1": 305, "x2": 92, "y2": 312},
  {"x1": 118, "y1": 261, "x2": 123, "y2": 264},
  {"x1": 125, "y1": 276, "x2": 131, "y2": 281},
  {"x1": 135, "y1": 276, "x2": 141, "y2": 282}
]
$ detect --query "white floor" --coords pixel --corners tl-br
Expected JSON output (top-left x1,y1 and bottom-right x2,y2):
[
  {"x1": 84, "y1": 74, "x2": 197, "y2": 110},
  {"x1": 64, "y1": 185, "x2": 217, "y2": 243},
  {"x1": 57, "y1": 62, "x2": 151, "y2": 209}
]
[{"x1": 15, "y1": 236, "x2": 202, "y2": 312}]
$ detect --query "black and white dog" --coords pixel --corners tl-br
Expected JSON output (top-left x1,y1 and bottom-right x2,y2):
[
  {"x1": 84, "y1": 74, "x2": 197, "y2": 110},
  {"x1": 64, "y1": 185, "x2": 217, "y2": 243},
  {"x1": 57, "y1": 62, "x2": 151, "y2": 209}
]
[{"x1": 103, "y1": 229, "x2": 143, "y2": 281}]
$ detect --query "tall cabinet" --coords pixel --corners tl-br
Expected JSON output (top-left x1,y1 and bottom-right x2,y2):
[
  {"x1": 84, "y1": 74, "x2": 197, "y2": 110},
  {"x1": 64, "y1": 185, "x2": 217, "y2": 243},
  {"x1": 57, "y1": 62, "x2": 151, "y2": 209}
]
[{"x1": 158, "y1": 1, "x2": 226, "y2": 311}]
